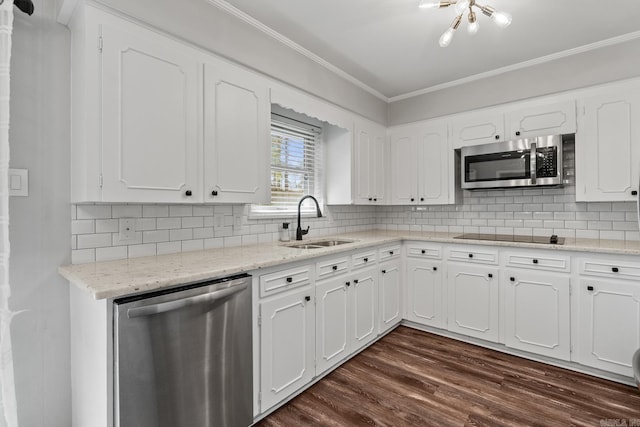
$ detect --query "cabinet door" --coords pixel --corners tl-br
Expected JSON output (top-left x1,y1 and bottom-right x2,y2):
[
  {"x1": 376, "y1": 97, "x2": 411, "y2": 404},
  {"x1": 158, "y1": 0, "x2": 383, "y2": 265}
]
[
  {"x1": 447, "y1": 264, "x2": 499, "y2": 342},
  {"x1": 260, "y1": 288, "x2": 315, "y2": 412},
  {"x1": 351, "y1": 267, "x2": 378, "y2": 351},
  {"x1": 417, "y1": 123, "x2": 450, "y2": 205},
  {"x1": 503, "y1": 270, "x2": 570, "y2": 360},
  {"x1": 204, "y1": 61, "x2": 270, "y2": 204},
  {"x1": 101, "y1": 22, "x2": 200, "y2": 203},
  {"x1": 379, "y1": 261, "x2": 402, "y2": 334},
  {"x1": 576, "y1": 85, "x2": 640, "y2": 202},
  {"x1": 372, "y1": 132, "x2": 387, "y2": 203},
  {"x1": 390, "y1": 130, "x2": 418, "y2": 204},
  {"x1": 354, "y1": 126, "x2": 373, "y2": 204},
  {"x1": 506, "y1": 100, "x2": 576, "y2": 139},
  {"x1": 578, "y1": 278, "x2": 640, "y2": 376},
  {"x1": 406, "y1": 258, "x2": 444, "y2": 329},
  {"x1": 316, "y1": 277, "x2": 350, "y2": 375},
  {"x1": 451, "y1": 112, "x2": 505, "y2": 149}
]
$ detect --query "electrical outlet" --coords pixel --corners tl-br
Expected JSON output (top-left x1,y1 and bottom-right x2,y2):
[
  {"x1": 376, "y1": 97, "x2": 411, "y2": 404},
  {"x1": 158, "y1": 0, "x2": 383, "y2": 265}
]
[{"x1": 119, "y1": 218, "x2": 136, "y2": 241}]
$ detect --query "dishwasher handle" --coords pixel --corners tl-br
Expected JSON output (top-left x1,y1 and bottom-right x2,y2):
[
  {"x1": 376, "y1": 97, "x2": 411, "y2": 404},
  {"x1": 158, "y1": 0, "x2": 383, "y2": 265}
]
[{"x1": 127, "y1": 278, "x2": 249, "y2": 318}]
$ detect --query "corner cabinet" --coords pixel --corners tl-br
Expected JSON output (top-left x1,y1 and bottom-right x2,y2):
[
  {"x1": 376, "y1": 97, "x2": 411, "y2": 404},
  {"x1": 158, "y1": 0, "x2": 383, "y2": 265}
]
[
  {"x1": 575, "y1": 83, "x2": 640, "y2": 202},
  {"x1": 203, "y1": 61, "x2": 270, "y2": 204},
  {"x1": 69, "y1": 5, "x2": 270, "y2": 204},
  {"x1": 389, "y1": 121, "x2": 452, "y2": 205}
]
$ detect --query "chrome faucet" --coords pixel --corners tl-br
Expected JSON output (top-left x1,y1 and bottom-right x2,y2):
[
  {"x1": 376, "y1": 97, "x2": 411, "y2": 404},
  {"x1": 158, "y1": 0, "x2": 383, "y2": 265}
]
[{"x1": 296, "y1": 195, "x2": 323, "y2": 240}]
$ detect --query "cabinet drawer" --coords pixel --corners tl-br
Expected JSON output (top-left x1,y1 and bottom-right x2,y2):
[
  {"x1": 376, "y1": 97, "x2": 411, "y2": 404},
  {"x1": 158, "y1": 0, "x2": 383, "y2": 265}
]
[
  {"x1": 352, "y1": 250, "x2": 377, "y2": 269},
  {"x1": 447, "y1": 246, "x2": 498, "y2": 264},
  {"x1": 316, "y1": 256, "x2": 350, "y2": 280},
  {"x1": 378, "y1": 245, "x2": 401, "y2": 262},
  {"x1": 407, "y1": 243, "x2": 443, "y2": 259},
  {"x1": 580, "y1": 259, "x2": 640, "y2": 280},
  {"x1": 259, "y1": 265, "x2": 312, "y2": 297},
  {"x1": 505, "y1": 252, "x2": 570, "y2": 273}
]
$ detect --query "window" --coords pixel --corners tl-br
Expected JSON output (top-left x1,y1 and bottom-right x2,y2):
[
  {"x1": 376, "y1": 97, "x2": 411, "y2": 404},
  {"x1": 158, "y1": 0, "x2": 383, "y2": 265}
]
[{"x1": 251, "y1": 113, "x2": 323, "y2": 216}]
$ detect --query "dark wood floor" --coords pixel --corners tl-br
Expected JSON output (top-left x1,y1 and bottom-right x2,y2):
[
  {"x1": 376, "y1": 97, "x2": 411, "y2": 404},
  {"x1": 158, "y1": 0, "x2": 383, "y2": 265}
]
[{"x1": 257, "y1": 326, "x2": 640, "y2": 426}]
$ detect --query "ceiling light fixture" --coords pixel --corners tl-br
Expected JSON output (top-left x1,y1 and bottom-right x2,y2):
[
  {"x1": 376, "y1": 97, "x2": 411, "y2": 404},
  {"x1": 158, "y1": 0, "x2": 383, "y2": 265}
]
[{"x1": 419, "y1": 0, "x2": 512, "y2": 47}]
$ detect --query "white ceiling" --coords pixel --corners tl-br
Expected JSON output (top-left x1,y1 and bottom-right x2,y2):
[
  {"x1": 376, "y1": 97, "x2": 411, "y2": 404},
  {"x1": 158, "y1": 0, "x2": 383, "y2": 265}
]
[{"x1": 215, "y1": 0, "x2": 640, "y2": 100}]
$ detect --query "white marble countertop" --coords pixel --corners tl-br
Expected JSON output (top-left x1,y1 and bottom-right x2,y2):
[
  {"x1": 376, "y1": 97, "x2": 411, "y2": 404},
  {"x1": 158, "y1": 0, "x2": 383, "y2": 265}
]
[{"x1": 58, "y1": 230, "x2": 640, "y2": 300}]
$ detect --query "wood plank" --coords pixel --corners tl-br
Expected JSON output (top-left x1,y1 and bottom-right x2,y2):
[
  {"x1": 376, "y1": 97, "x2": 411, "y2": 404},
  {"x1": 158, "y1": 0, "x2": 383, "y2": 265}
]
[{"x1": 257, "y1": 327, "x2": 640, "y2": 426}]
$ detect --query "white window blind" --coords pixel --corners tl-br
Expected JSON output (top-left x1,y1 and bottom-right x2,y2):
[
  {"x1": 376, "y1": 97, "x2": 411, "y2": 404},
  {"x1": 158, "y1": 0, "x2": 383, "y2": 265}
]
[{"x1": 251, "y1": 113, "x2": 323, "y2": 216}]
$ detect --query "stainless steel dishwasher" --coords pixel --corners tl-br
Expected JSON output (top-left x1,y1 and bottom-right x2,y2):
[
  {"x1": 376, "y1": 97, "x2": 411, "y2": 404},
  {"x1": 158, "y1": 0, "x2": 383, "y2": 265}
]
[{"x1": 113, "y1": 273, "x2": 252, "y2": 427}]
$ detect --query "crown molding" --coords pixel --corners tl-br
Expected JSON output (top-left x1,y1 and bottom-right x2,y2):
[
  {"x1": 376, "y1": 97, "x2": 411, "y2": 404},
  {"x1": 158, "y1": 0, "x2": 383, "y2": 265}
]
[
  {"x1": 206, "y1": 0, "x2": 389, "y2": 102},
  {"x1": 389, "y1": 30, "x2": 640, "y2": 102}
]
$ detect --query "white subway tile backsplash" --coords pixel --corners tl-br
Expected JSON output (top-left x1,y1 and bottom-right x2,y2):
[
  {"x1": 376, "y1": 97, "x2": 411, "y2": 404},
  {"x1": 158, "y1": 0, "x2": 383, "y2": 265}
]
[
  {"x1": 77, "y1": 204, "x2": 111, "y2": 220},
  {"x1": 157, "y1": 217, "x2": 181, "y2": 230},
  {"x1": 182, "y1": 216, "x2": 204, "y2": 228},
  {"x1": 157, "y1": 241, "x2": 182, "y2": 255},
  {"x1": 112, "y1": 231, "x2": 142, "y2": 246},
  {"x1": 96, "y1": 246, "x2": 127, "y2": 262},
  {"x1": 71, "y1": 220, "x2": 95, "y2": 235},
  {"x1": 143, "y1": 205, "x2": 168, "y2": 218},
  {"x1": 112, "y1": 205, "x2": 142, "y2": 218},
  {"x1": 143, "y1": 230, "x2": 169, "y2": 244},
  {"x1": 136, "y1": 218, "x2": 157, "y2": 231},
  {"x1": 182, "y1": 239, "x2": 204, "y2": 252},
  {"x1": 96, "y1": 219, "x2": 118, "y2": 233},
  {"x1": 77, "y1": 233, "x2": 112, "y2": 249},
  {"x1": 170, "y1": 205, "x2": 193, "y2": 217},
  {"x1": 72, "y1": 249, "x2": 95, "y2": 264},
  {"x1": 170, "y1": 228, "x2": 193, "y2": 241},
  {"x1": 128, "y1": 244, "x2": 157, "y2": 258}
]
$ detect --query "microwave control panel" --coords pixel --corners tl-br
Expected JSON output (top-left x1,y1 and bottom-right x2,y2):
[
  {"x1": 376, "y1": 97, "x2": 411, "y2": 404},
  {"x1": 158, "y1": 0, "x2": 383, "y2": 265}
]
[{"x1": 536, "y1": 147, "x2": 558, "y2": 178}]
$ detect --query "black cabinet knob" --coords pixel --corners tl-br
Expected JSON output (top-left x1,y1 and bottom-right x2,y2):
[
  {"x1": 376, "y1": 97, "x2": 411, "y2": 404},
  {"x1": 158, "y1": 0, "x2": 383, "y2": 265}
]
[
  {"x1": 410, "y1": 198, "x2": 415, "y2": 202},
  {"x1": 374, "y1": 198, "x2": 377, "y2": 202},
  {"x1": 211, "y1": 190, "x2": 218, "y2": 196},
  {"x1": 510, "y1": 277, "x2": 515, "y2": 282},
  {"x1": 354, "y1": 279, "x2": 359, "y2": 284},
  {"x1": 332, "y1": 265, "x2": 338, "y2": 271},
  {"x1": 420, "y1": 197, "x2": 424, "y2": 202},
  {"x1": 632, "y1": 190, "x2": 638, "y2": 196},
  {"x1": 532, "y1": 259, "x2": 539, "y2": 264},
  {"x1": 286, "y1": 277, "x2": 293, "y2": 283},
  {"x1": 488, "y1": 273, "x2": 493, "y2": 278},
  {"x1": 185, "y1": 190, "x2": 192, "y2": 196},
  {"x1": 433, "y1": 267, "x2": 437, "y2": 271},
  {"x1": 468, "y1": 253, "x2": 474, "y2": 258},
  {"x1": 345, "y1": 281, "x2": 351, "y2": 287},
  {"x1": 612, "y1": 267, "x2": 619, "y2": 273},
  {"x1": 515, "y1": 131, "x2": 521, "y2": 136},
  {"x1": 363, "y1": 258, "x2": 368, "y2": 262},
  {"x1": 587, "y1": 286, "x2": 594, "y2": 291},
  {"x1": 305, "y1": 296, "x2": 311, "y2": 302},
  {"x1": 381, "y1": 270, "x2": 386, "y2": 274},
  {"x1": 389, "y1": 251, "x2": 394, "y2": 255},
  {"x1": 495, "y1": 135, "x2": 500, "y2": 140},
  {"x1": 368, "y1": 198, "x2": 373, "y2": 201},
  {"x1": 421, "y1": 250, "x2": 426, "y2": 254}
]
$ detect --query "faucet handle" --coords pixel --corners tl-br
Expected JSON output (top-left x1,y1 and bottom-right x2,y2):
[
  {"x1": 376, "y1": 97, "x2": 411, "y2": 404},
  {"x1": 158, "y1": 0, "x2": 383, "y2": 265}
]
[{"x1": 302, "y1": 226, "x2": 310, "y2": 236}]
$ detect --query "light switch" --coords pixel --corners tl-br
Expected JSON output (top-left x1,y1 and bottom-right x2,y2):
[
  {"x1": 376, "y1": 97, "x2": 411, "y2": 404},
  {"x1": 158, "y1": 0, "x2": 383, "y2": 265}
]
[{"x1": 8, "y1": 168, "x2": 28, "y2": 197}]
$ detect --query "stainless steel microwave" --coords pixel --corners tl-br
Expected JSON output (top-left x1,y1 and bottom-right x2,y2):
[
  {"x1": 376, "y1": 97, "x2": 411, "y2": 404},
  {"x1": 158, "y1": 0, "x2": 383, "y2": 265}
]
[{"x1": 461, "y1": 135, "x2": 563, "y2": 190}]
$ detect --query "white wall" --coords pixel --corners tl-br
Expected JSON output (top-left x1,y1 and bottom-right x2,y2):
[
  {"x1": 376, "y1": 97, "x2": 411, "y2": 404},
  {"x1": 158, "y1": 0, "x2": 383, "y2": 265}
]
[
  {"x1": 8, "y1": 1, "x2": 71, "y2": 426},
  {"x1": 92, "y1": 0, "x2": 388, "y2": 125},
  {"x1": 387, "y1": 38, "x2": 640, "y2": 125}
]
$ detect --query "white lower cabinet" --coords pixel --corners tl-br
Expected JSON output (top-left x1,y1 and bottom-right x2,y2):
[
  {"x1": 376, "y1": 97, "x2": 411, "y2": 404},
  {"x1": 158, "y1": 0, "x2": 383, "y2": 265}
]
[
  {"x1": 351, "y1": 267, "x2": 379, "y2": 351},
  {"x1": 447, "y1": 263, "x2": 500, "y2": 342},
  {"x1": 577, "y1": 277, "x2": 640, "y2": 377},
  {"x1": 503, "y1": 269, "x2": 571, "y2": 360},
  {"x1": 315, "y1": 276, "x2": 350, "y2": 374},
  {"x1": 406, "y1": 257, "x2": 444, "y2": 329},
  {"x1": 378, "y1": 261, "x2": 402, "y2": 334},
  {"x1": 259, "y1": 287, "x2": 315, "y2": 412}
]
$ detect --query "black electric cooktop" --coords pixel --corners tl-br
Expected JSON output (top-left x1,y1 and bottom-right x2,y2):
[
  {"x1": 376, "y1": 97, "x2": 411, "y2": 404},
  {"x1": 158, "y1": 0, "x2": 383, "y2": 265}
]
[{"x1": 453, "y1": 233, "x2": 565, "y2": 245}]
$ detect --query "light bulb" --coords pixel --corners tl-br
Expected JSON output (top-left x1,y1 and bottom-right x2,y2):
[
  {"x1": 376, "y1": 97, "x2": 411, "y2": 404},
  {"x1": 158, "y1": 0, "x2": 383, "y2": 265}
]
[
  {"x1": 454, "y1": 0, "x2": 470, "y2": 15},
  {"x1": 418, "y1": 0, "x2": 440, "y2": 9},
  {"x1": 439, "y1": 27, "x2": 455, "y2": 47},
  {"x1": 492, "y1": 10, "x2": 512, "y2": 28},
  {"x1": 468, "y1": 20, "x2": 479, "y2": 35}
]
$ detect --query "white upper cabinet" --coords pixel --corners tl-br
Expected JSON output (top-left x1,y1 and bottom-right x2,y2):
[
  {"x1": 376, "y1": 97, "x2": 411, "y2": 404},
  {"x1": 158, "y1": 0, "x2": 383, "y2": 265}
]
[
  {"x1": 203, "y1": 61, "x2": 270, "y2": 204},
  {"x1": 71, "y1": 7, "x2": 202, "y2": 203},
  {"x1": 506, "y1": 100, "x2": 576, "y2": 140},
  {"x1": 575, "y1": 83, "x2": 640, "y2": 202},
  {"x1": 451, "y1": 112, "x2": 505, "y2": 149},
  {"x1": 389, "y1": 122, "x2": 451, "y2": 205},
  {"x1": 353, "y1": 120, "x2": 386, "y2": 204}
]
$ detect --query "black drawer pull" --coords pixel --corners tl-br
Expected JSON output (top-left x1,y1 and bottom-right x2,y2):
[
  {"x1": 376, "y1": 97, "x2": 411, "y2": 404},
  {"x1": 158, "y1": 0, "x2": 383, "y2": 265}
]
[
  {"x1": 587, "y1": 286, "x2": 594, "y2": 291},
  {"x1": 410, "y1": 198, "x2": 415, "y2": 202},
  {"x1": 381, "y1": 270, "x2": 386, "y2": 274},
  {"x1": 495, "y1": 135, "x2": 500, "y2": 140},
  {"x1": 433, "y1": 267, "x2": 438, "y2": 271},
  {"x1": 515, "y1": 131, "x2": 521, "y2": 136},
  {"x1": 532, "y1": 259, "x2": 539, "y2": 264},
  {"x1": 632, "y1": 190, "x2": 638, "y2": 196},
  {"x1": 353, "y1": 279, "x2": 359, "y2": 284},
  {"x1": 345, "y1": 281, "x2": 351, "y2": 287},
  {"x1": 185, "y1": 190, "x2": 192, "y2": 196},
  {"x1": 363, "y1": 258, "x2": 368, "y2": 262},
  {"x1": 374, "y1": 198, "x2": 377, "y2": 202},
  {"x1": 286, "y1": 277, "x2": 293, "y2": 283},
  {"x1": 211, "y1": 190, "x2": 218, "y2": 196},
  {"x1": 305, "y1": 296, "x2": 311, "y2": 302},
  {"x1": 389, "y1": 251, "x2": 394, "y2": 255},
  {"x1": 468, "y1": 253, "x2": 474, "y2": 258},
  {"x1": 488, "y1": 273, "x2": 493, "y2": 278},
  {"x1": 510, "y1": 277, "x2": 515, "y2": 282},
  {"x1": 612, "y1": 267, "x2": 619, "y2": 273},
  {"x1": 332, "y1": 265, "x2": 338, "y2": 271},
  {"x1": 421, "y1": 250, "x2": 426, "y2": 254}
]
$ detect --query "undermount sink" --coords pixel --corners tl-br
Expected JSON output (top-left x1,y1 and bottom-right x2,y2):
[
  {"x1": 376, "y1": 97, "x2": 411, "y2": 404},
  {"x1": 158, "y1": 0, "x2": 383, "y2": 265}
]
[{"x1": 285, "y1": 239, "x2": 355, "y2": 249}]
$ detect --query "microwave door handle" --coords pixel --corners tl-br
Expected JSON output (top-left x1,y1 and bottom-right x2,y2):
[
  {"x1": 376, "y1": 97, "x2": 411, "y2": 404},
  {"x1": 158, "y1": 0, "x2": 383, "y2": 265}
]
[{"x1": 530, "y1": 142, "x2": 537, "y2": 184}]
